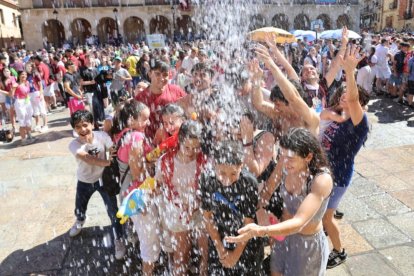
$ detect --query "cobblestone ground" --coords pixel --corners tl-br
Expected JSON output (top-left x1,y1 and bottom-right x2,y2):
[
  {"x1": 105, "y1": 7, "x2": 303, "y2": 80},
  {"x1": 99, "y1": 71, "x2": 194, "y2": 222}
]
[{"x1": 0, "y1": 95, "x2": 413, "y2": 276}]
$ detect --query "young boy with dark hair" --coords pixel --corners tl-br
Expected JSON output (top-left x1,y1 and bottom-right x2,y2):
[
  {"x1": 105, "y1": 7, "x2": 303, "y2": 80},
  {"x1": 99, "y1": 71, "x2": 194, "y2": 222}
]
[
  {"x1": 68, "y1": 110, "x2": 126, "y2": 260},
  {"x1": 200, "y1": 140, "x2": 264, "y2": 275},
  {"x1": 134, "y1": 60, "x2": 186, "y2": 140}
]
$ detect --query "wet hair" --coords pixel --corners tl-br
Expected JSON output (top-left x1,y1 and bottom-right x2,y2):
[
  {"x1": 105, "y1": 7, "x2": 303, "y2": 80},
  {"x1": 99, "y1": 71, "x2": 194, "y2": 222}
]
[
  {"x1": 111, "y1": 100, "x2": 148, "y2": 136},
  {"x1": 150, "y1": 60, "x2": 169, "y2": 72},
  {"x1": 280, "y1": 128, "x2": 329, "y2": 175},
  {"x1": 178, "y1": 120, "x2": 203, "y2": 144},
  {"x1": 270, "y1": 85, "x2": 288, "y2": 105},
  {"x1": 214, "y1": 140, "x2": 244, "y2": 165},
  {"x1": 70, "y1": 110, "x2": 94, "y2": 128},
  {"x1": 160, "y1": 103, "x2": 185, "y2": 118},
  {"x1": 191, "y1": 62, "x2": 214, "y2": 77},
  {"x1": 328, "y1": 85, "x2": 370, "y2": 107},
  {"x1": 270, "y1": 81, "x2": 305, "y2": 105},
  {"x1": 328, "y1": 85, "x2": 345, "y2": 108}
]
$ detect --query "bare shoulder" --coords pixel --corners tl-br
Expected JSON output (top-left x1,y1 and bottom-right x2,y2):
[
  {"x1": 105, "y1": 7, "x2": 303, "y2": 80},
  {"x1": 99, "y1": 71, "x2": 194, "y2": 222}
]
[{"x1": 311, "y1": 172, "x2": 333, "y2": 198}]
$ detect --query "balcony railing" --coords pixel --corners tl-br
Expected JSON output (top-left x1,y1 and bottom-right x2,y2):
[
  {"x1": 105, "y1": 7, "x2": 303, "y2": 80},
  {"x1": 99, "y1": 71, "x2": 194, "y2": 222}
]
[
  {"x1": 294, "y1": 0, "x2": 359, "y2": 4},
  {"x1": 31, "y1": 0, "x2": 360, "y2": 9}
]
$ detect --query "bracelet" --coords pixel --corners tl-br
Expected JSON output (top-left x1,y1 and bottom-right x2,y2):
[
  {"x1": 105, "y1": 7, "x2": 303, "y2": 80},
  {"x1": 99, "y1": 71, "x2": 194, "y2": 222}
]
[{"x1": 243, "y1": 141, "x2": 254, "y2": 147}]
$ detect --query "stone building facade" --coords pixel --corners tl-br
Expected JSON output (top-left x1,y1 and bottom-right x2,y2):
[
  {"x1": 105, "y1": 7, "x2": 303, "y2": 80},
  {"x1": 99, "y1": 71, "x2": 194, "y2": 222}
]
[
  {"x1": 360, "y1": 0, "x2": 414, "y2": 32},
  {"x1": 0, "y1": 0, "x2": 22, "y2": 49},
  {"x1": 18, "y1": 0, "x2": 360, "y2": 50}
]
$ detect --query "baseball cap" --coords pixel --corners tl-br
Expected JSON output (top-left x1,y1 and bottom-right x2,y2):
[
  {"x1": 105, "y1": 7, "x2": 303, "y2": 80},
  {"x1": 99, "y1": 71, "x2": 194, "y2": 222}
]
[{"x1": 113, "y1": 56, "x2": 122, "y2": 62}]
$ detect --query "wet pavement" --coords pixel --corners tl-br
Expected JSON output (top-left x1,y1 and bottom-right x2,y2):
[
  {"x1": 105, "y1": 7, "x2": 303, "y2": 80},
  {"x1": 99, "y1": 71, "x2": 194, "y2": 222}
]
[{"x1": 0, "y1": 95, "x2": 413, "y2": 275}]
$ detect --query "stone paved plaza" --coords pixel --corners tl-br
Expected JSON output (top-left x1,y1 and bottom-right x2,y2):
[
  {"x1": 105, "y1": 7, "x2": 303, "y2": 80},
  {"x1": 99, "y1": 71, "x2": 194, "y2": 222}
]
[{"x1": 0, "y1": 95, "x2": 413, "y2": 275}]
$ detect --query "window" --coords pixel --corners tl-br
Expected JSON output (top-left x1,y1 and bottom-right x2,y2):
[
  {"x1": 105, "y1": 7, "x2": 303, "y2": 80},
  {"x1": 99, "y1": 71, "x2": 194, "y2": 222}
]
[
  {"x1": 13, "y1": 13, "x2": 17, "y2": 26},
  {"x1": 0, "y1": 10, "x2": 4, "y2": 25}
]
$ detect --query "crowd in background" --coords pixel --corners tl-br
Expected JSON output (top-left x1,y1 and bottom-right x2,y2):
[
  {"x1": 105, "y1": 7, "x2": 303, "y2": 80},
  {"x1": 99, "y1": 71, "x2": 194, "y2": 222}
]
[{"x1": 1, "y1": 28, "x2": 413, "y2": 275}]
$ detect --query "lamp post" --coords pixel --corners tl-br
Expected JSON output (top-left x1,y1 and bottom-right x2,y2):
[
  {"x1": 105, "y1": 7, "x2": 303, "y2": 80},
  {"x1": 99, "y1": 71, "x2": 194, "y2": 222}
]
[
  {"x1": 113, "y1": 8, "x2": 120, "y2": 44},
  {"x1": 171, "y1": 3, "x2": 177, "y2": 41}
]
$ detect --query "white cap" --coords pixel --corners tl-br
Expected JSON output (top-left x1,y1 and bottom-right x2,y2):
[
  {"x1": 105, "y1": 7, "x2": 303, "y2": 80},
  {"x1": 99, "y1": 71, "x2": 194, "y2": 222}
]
[{"x1": 370, "y1": 55, "x2": 378, "y2": 64}]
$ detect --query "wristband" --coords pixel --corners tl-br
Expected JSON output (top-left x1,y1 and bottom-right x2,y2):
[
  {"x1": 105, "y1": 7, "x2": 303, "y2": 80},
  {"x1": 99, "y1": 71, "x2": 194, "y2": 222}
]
[{"x1": 243, "y1": 141, "x2": 253, "y2": 147}]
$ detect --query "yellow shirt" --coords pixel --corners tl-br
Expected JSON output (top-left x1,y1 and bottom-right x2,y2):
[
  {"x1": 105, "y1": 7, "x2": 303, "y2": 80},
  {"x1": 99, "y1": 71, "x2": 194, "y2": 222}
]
[{"x1": 126, "y1": 55, "x2": 139, "y2": 77}]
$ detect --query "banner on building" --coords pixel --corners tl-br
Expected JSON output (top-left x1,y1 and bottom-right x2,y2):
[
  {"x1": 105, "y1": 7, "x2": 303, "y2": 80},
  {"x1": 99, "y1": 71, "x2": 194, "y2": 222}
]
[{"x1": 147, "y1": 34, "x2": 166, "y2": 49}]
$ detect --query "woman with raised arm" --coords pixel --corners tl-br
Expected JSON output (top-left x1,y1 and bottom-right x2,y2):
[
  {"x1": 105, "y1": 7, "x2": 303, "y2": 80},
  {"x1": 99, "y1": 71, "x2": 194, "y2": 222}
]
[
  {"x1": 225, "y1": 128, "x2": 333, "y2": 276},
  {"x1": 250, "y1": 41, "x2": 321, "y2": 212},
  {"x1": 321, "y1": 45, "x2": 370, "y2": 269}
]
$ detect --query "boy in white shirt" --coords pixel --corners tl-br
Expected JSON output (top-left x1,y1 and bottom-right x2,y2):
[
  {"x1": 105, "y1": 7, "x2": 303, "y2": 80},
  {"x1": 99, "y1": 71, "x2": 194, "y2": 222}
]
[{"x1": 68, "y1": 110, "x2": 126, "y2": 260}]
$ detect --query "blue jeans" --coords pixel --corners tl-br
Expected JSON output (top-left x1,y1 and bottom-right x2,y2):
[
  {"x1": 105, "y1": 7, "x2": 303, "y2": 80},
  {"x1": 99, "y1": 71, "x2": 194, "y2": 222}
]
[{"x1": 75, "y1": 180, "x2": 123, "y2": 240}]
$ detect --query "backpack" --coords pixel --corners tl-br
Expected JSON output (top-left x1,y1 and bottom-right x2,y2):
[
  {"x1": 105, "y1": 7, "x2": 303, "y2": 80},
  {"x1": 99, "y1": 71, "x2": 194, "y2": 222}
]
[{"x1": 101, "y1": 130, "x2": 131, "y2": 196}]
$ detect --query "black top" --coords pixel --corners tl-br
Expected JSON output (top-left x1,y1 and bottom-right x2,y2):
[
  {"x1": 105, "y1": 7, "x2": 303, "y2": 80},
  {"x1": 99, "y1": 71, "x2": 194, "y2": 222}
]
[
  {"x1": 200, "y1": 169, "x2": 264, "y2": 275},
  {"x1": 63, "y1": 72, "x2": 81, "y2": 96},
  {"x1": 80, "y1": 67, "x2": 99, "y2": 93}
]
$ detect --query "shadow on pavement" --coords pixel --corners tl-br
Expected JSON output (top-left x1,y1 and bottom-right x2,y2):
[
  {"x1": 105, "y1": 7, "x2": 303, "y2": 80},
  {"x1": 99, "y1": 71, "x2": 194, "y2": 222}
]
[
  {"x1": 368, "y1": 96, "x2": 414, "y2": 125},
  {"x1": 0, "y1": 226, "x2": 148, "y2": 275}
]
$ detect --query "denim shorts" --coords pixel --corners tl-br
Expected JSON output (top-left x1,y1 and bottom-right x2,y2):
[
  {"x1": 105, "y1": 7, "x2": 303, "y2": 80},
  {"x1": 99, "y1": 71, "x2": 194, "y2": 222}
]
[
  {"x1": 389, "y1": 74, "x2": 403, "y2": 86},
  {"x1": 327, "y1": 185, "x2": 348, "y2": 210}
]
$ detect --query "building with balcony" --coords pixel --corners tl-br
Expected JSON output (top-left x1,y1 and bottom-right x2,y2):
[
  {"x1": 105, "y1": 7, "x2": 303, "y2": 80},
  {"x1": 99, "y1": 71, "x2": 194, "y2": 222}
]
[
  {"x1": 398, "y1": 0, "x2": 414, "y2": 31},
  {"x1": 18, "y1": 0, "x2": 361, "y2": 50},
  {"x1": 361, "y1": 0, "x2": 414, "y2": 32},
  {"x1": 360, "y1": 0, "x2": 382, "y2": 32},
  {"x1": 0, "y1": 0, "x2": 22, "y2": 49}
]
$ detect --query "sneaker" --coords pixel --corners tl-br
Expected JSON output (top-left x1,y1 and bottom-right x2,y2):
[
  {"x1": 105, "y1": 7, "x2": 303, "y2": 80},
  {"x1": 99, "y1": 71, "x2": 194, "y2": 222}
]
[
  {"x1": 334, "y1": 210, "x2": 344, "y2": 219},
  {"x1": 327, "y1": 249, "x2": 347, "y2": 269},
  {"x1": 34, "y1": 125, "x2": 42, "y2": 132},
  {"x1": 114, "y1": 239, "x2": 126, "y2": 260},
  {"x1": 40, "y1": 125, "x2": 49, "y2": 133},
  {"x1": 20, "y1": 138, "x2": 28, "y2": 146},
  {"x1": 69, "y1": 220, "x2": 84, "y2": 237}
]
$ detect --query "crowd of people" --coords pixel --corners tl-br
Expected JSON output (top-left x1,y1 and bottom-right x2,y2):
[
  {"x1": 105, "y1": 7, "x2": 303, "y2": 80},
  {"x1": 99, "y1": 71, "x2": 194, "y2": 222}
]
[{"x1": 2, "y1": 26, "x2": 414, "y2": 275}]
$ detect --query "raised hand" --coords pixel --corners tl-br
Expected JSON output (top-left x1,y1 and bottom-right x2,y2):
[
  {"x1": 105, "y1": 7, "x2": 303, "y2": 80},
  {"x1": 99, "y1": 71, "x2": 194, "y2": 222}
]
[
  {"x1": 254, "y1": 44, "x2": 278, "y2": 72},
  {"x1": 341, "y1": 26, "x2": 349, "y2": 47},
  {"x1": 340, "y1": 44, "x2": 365, "y2": 73},
  {"x1": 247, "y1": 58, "x2": 263, "y2": 82},
  {"x1": 264, "y1": 33, "x2": 280, "y2": 56}
]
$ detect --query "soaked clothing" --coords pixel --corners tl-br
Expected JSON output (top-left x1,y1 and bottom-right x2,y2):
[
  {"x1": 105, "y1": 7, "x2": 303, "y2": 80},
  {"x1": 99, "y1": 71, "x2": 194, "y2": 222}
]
[
  {"x1": 280, "y1": 169, "x2": 331, "y2": 223},
  {"x1": 321, "y1": 114, "x2": 369, "y2": 187},
  {"x1": 200, "y1": 169, "x2": 264, "y2": 275},
  {"x1": 271, "y1": 169, "x2": 331, "y2": 276},
  {"x1": 271, "y1": 230, "x2": 329, "y2": 276}
]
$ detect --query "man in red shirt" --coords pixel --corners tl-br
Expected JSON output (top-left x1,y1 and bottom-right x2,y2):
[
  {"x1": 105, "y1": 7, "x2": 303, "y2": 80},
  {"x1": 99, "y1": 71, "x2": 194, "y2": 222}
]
[
  {"x1": 135, "y1": 60, "x2": 186, "y2": 140},
  {"x1": 65, "y1": 49, "x2": 80, "y2": 69},
  {"x1": 52, "y1": 54, "x2": 67, "y2": 106}
]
